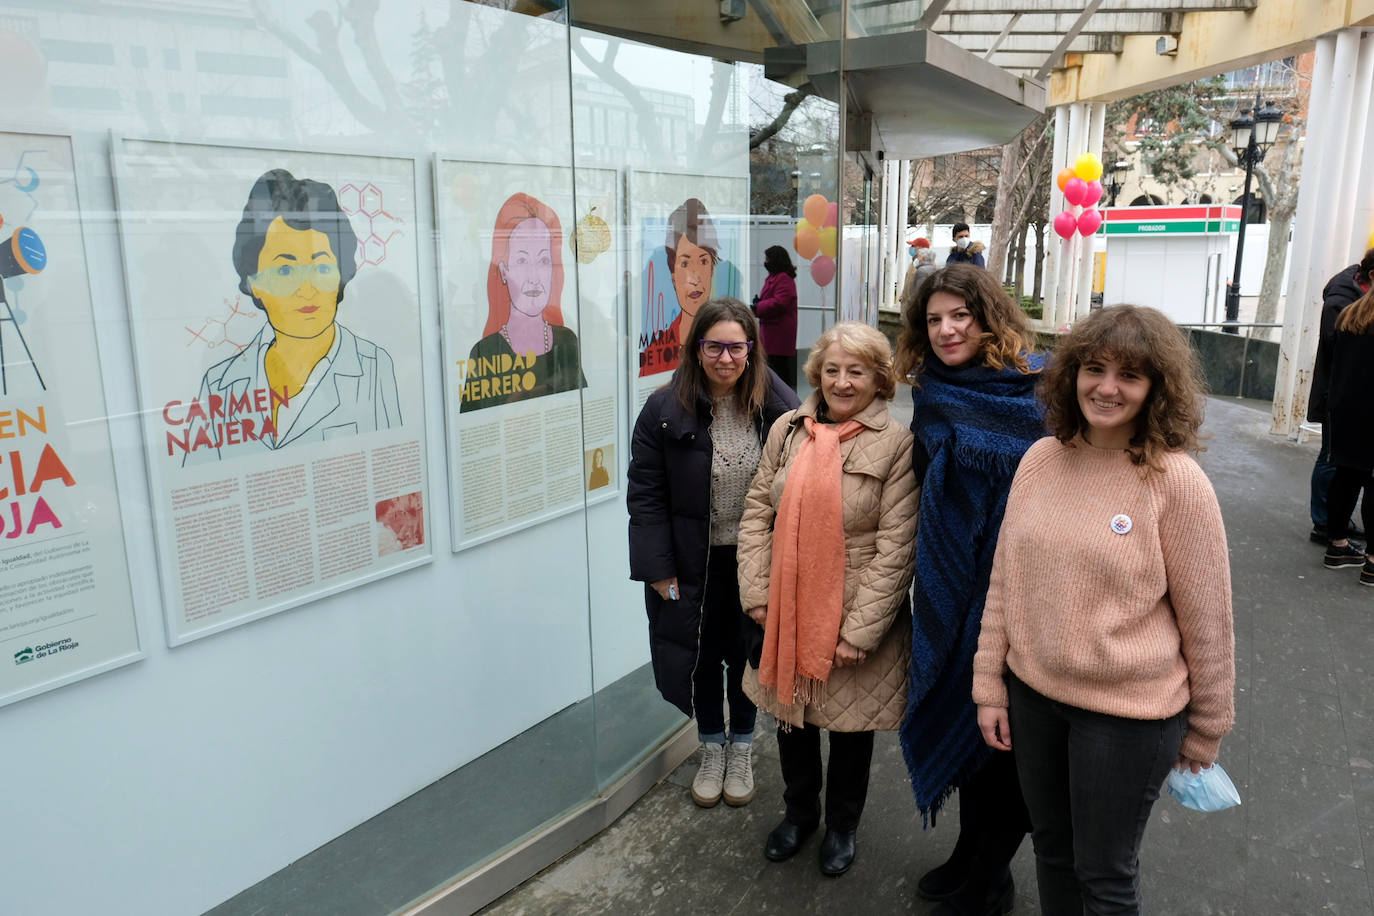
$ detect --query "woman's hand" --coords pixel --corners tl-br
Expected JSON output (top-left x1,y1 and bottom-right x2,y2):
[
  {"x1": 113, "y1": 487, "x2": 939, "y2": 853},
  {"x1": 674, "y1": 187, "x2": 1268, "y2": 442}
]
[
  {"x1": 977, "y1": 705, "x2": 1012, "y2": 751},
  {"x1": 746, "y1": 606, "x2": 767, "y2": 626},
  {"x1": 834, "y1": 638, "x2": 867, "y2": 668},
  {"x1": 650, "y1": 578, "x2": 680, "y2": 601},
  {"x1": 1177, "y1": 754, "x2": 1207, "y2": 775}
]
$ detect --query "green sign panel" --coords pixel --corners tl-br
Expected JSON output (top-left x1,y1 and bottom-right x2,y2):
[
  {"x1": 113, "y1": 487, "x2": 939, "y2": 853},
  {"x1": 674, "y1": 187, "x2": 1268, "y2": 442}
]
[{"x1": 1104, "y1": 220, "x2": 1240, "y2": 236}]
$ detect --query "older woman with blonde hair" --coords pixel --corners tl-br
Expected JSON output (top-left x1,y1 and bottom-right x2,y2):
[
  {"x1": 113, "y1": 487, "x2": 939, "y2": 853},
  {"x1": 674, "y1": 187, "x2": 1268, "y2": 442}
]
[{"x1": 737, "y1": 321, "x2": 918, "y2": 877}]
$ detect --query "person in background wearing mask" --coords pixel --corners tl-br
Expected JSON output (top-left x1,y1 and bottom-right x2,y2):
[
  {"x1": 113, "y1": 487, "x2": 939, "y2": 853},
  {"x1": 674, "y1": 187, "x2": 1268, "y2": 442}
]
[
  {"x1": 946, "y1": 223, "x2": 986, "y2": 268},
  {"x1": 900, "y1": 237, "x2": 938, "y2": 306}
]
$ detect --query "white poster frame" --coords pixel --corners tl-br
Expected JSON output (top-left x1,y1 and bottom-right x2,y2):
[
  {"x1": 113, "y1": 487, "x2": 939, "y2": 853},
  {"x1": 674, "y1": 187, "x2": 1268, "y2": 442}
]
[
  {"x1": 112, "y1": 135, "x2": 433, "y2": 647},
  {"x1": 0, "y1": 130, "x2": 143, "y2": 706},
  {"x1": 434, "y1": 157, "x2": 622, "y2": 552},
  {"x1": 626, "y1": 170, "x2": 751, "y2": 422}
]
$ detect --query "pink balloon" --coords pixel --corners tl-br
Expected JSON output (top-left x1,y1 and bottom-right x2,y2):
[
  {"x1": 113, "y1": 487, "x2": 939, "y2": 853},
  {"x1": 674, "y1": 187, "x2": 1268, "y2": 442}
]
[
  {"x1": 810, "y1": 254, "x2": 836, "y2": 286},
  {"x1": 1081, "y1": 179, "x2": 1103, "y2": 207},
  {"x1": 1053, "y1": 211, "x2": 1079, "y2": 239},
  {"x1": 1062, "y1": 177, "x2": 1088, "y2": 207},
  {"x1": 1077, "y1": 208, "x2": 1104, "y2": 236},
  {"x1": 825, "y1": 202, "x2": 839, "y2": 228}
]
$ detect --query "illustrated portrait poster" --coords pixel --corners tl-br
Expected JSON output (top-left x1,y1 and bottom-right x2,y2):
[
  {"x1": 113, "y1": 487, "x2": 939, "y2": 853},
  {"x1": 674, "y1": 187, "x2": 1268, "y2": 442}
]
[
  {"x1": 114, "y1": 138, "x2": 432, "y2": 646},
  {"x1": 435, "y1": 158, "x2": 621, "y2": 551},
  {"x1": 628, "y1": 171, "x2": 749, "y2": 410},
  {"x1": 0, "y1": 132, "x2": 141, "y2": 706}
]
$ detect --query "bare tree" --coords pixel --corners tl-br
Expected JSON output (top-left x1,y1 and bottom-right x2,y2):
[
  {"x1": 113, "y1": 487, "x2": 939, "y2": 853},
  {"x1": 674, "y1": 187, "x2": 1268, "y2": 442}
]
[{"x1": 988, "y1": 117, "x2": 1051, "y2": 283}]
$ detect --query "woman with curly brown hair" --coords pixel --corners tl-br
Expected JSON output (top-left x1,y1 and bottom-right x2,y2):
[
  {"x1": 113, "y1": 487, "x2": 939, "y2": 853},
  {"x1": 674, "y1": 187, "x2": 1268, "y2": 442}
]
[
  {"x1": 895, "y1": 264, "x2": 1043, "y2": 916},
  {"x1": 972, "y1": 305, "x2": 1235, "y2": 915}
]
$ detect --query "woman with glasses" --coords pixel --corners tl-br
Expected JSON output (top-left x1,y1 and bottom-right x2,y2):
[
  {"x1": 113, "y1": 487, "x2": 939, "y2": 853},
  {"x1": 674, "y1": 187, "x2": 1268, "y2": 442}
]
[
  {"x1": 628, "y1": 297, "x2": 798, "y2": 810},
  {"x1": 737, "y1": 322, "x2": 918, "y2": 877},
  {"x1": 188, "y1": 169, "x2": 401, "y2": 462}
]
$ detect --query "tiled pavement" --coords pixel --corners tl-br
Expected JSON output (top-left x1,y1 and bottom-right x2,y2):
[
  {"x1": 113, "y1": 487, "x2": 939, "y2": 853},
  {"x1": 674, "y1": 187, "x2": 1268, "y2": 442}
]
[{"x1": 483, "y1": 397, "x2": 1374, "y2": 915}]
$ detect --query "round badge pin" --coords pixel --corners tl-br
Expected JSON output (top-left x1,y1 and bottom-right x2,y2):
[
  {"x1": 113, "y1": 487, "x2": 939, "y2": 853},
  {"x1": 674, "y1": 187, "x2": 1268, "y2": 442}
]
[{"x1": 1110, "y1": 513, "x2": 1133, "y2": 535}]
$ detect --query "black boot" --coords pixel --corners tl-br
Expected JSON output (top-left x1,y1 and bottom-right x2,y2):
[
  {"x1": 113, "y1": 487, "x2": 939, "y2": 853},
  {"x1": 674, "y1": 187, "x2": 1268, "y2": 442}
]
[
  {"x1": 917, "y1": 832, "x2": 977, "y2": 900},
  {"x1": 818, "y1": 828, "x2": 857, "y2": 876},
  {"x1": 764, "y1": 819, "x2": 817, "y2": 862},
  {"x1": 929, "y1": 872, "x2": 1014, "y2": 916}
]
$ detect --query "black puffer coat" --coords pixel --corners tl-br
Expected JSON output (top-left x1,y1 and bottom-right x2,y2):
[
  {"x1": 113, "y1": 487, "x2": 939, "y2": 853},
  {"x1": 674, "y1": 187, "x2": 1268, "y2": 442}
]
[
  {"x1": 627, "y1": 369, "x2": 799, "y2": 716},
  {"x1": 1308, "y1": 265, "x2": 1365, "y2": 422},
  {"x1": 1328, "y1": 325, "x2": 1374, "y2": 471}
]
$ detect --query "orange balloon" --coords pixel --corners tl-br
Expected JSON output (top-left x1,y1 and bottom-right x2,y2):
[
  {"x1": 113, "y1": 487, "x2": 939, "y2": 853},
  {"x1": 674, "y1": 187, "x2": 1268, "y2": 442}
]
[
  {"x1": 1056, "y1": 168, "x2": 1076, "y2": 192},
  {"x1": 795, "y1": 221, "x2": 821, "y2": 260},
  {"x1": 803, "y1": 194, "x2": 829, "y2": 227}
]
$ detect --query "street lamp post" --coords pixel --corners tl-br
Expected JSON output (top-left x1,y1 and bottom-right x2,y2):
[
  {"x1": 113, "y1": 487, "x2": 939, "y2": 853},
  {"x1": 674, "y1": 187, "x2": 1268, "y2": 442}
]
[
  {"x1": 1224, "y1": 93, "x2": 1283, "y2": 334},
  {"x1": 1104, "y1": 160, "x2": 1131, "y2": 207}
]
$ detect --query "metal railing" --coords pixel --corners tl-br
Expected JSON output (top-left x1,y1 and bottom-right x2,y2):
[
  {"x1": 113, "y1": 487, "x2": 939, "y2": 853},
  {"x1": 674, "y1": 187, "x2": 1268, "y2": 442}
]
[{"x1": 1177, "y1": 322, "x2": 1283, "y2": 330}]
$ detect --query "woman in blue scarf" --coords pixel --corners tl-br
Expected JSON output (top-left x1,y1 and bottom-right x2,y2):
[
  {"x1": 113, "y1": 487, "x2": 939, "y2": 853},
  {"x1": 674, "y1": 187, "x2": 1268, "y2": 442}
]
[{"x1": 895, "y1": 265, "x2": 1045, "y2": 916}]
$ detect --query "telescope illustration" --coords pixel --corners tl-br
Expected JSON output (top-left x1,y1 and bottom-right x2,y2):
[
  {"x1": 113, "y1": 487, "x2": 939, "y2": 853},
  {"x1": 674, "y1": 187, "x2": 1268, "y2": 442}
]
[{"x1": 0, "y1": 225, "x2": 47, "y2": 395}]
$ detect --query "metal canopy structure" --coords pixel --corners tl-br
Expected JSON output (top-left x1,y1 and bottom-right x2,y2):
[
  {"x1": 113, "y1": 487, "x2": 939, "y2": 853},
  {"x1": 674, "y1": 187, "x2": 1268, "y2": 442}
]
[
  {"x1": 764, "y1": 30, "x2": 1046, "y2": 158},
  {"x1": 567, "y1": 0, "x2": 1346, "y2": 159}
]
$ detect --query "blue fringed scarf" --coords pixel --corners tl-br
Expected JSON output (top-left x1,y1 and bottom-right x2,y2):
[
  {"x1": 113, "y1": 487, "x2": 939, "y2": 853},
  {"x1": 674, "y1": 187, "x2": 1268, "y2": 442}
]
[{"x1": 898, "y1": 352, "x2": 1046, "y2": 822}]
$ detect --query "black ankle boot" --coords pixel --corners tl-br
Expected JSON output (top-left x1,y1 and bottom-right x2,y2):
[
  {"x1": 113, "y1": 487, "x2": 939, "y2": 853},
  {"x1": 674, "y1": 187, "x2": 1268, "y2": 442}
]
[
  {"x1": 917, "y1": 837, "x2": 976, "y2": 901},
  {"x1": 764, "y1": 819, "x2": 817, "y2": 862},
  {"x1": 818, "y1": 828, "x2": 856, "y2": 876},
  {"x1": 929, "y1": 872, "x2": 1014, "y2": 916}
]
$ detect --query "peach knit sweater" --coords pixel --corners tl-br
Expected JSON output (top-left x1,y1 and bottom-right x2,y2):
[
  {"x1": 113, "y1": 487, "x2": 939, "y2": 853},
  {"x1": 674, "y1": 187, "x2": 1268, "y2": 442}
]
[{"x1": 971, "y1": 436, "x2": 1235, "y2": 763}]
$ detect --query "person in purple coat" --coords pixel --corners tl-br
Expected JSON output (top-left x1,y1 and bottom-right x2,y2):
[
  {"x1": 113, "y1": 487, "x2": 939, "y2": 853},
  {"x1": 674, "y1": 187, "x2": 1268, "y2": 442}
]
[{"x1": 753, "y1": 246, "x2": 799, "y2": 389}]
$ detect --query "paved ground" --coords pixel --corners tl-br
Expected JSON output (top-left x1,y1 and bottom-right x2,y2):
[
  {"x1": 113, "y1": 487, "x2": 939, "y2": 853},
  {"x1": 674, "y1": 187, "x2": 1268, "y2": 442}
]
[{"x1": 483, "y1": 397, "x2": 1374, "y2": 916}]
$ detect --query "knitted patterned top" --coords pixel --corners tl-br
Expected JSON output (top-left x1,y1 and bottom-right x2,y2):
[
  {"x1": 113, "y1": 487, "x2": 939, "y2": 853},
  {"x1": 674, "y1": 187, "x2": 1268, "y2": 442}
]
[
  {"x1": 971, "y1": 436, "x2": 1235, "y2": 763},
  {"x1": 709, "y1": 396, "x2": 762, "y2": 546}
]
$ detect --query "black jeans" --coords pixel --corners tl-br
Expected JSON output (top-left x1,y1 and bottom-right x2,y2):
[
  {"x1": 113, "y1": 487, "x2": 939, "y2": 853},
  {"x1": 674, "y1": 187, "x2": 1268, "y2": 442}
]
[
  {"x1": 692, "y1": 545, "x2": 757, "y2": 739},
  {"x1": 1008, "y1": 675, "x2": 1184, "y2": 916},
  {"x1": 1311, "y1": 432, "x2": 1337, "y2": 529},
  {"x1": 957, "y1": 748, "x2": 1032, "y2": 884},
  {"x1": 1326, "y1": 465, "x2": 1374, "y2": 544},
  {"x1": 775, "y1": 723, "x2": 874, "y2": 833},
  {"x1": 766, "y1": 353, "x2": 798, "y2": 391}
]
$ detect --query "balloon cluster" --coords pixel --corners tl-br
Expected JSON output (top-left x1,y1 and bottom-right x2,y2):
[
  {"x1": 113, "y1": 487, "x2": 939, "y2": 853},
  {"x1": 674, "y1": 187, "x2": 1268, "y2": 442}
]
[
  {"x1": 1053, "y1": 154, "x2": 1105, "y2": 239},
  {"x1": 794, "y1": 194, "x2": 839, "y2": 287}
]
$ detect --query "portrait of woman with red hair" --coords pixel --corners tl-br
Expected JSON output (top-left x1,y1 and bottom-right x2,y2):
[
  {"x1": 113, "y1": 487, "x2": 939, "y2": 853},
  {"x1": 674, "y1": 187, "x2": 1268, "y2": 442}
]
[{"x1": 460, "y1": 192, "x2": 585, "y2": 412}]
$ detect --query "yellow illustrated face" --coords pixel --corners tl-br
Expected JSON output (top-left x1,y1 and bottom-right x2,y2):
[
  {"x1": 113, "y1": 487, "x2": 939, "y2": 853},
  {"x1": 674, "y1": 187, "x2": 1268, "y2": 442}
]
[{"x1": 250, "y1": 217, "x2": 341, "y2": 340}]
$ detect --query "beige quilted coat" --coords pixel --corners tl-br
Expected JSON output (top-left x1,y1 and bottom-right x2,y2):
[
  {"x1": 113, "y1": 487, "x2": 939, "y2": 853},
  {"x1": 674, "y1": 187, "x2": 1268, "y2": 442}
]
[{"x1": 737, "y1": 393, "x2": 918, "y2": 731}]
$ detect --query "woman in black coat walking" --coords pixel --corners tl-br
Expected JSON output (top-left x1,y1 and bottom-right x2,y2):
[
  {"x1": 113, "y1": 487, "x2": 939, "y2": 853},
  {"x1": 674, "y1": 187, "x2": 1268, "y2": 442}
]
[
  {"x1": 1322, "y1": 283, "x2": 1374, "y2": 586},
  {"x1": 628, "y1": 297, "x2": 799, "y2": 807},
  {"x1": 1308, "y1": 249, "x2": 1373, "y2": 542}
]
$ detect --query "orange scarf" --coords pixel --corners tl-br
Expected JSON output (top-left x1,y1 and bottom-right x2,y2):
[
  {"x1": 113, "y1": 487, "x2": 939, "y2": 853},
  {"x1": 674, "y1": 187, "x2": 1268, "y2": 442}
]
[{"x1": 758, "y1": 415, "x2": 865, "y2": 725}]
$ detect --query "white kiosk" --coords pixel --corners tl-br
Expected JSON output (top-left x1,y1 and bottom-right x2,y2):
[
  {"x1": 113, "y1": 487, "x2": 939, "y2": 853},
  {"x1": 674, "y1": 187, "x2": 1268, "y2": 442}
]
[{"x1": 1100, "y1": 204, "x2": 1242, "y2": 325}]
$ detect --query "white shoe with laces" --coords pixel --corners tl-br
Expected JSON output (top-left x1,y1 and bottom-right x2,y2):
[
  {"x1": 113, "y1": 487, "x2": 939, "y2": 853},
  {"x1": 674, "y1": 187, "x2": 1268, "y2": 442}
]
[
  {"x1": 722, "y1": 740, "x2": 755, "y2": 806},
  {"x1": 692, "y1": 742, "x2": 726, "y2": 807}
]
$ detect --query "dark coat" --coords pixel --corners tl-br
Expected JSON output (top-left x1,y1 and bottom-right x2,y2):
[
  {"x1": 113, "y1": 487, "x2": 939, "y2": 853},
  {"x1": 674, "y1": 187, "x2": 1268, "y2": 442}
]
[
  {"x1": 1308, "y1": 265, "x2": 1366, "y2": 422},
  {"x1": 945, "y1": 241, "x2": 986, "y2": 268},
  {"x1": 626, "y1": 369, "x2": 799, "y2": 716},
  {"x1": 1327, "y1": 323, "x2": 1374, "y2": 471}
]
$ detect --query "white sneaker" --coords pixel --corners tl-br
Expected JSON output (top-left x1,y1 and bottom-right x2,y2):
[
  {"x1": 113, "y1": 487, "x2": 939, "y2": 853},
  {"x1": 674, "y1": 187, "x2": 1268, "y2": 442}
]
[
  {"x1": 722, "y1": 741, "x2": 756, "y2": 806},
  {"x1": 691, "y1": 742, "x2": 726, "y2": 807}
]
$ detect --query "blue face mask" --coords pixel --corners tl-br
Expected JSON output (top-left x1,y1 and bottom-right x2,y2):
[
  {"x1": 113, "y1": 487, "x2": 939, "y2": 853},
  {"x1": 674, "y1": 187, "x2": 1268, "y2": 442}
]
[
  {"x1": 1166, "y1": 762, "x2": 1241, "y2": 812},
  {"x1": 909, "y1": 246, "x2": 917, "y2": 258}
]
